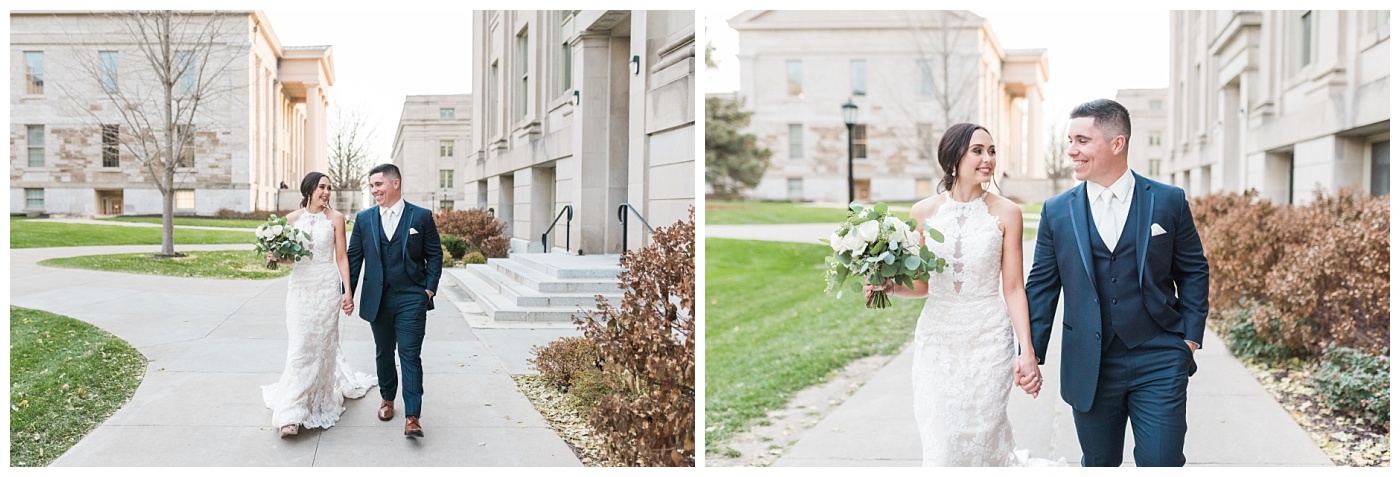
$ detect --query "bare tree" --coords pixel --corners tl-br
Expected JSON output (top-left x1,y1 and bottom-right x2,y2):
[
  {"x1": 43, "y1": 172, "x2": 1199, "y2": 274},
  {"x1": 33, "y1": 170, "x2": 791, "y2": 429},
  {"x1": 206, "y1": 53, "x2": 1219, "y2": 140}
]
[
  {"x1": 907, "y1": 10, "x2": 977, "y2": 129},
  {"x1": 327, "y1": 103, "x2": 377, "y2": 192},
  {"x1": 1045, "y1": 120, "x2": 1074, "y2": 193},
  {"x1": 58, "y1": 11, "x2": 241, "y2": 257}
]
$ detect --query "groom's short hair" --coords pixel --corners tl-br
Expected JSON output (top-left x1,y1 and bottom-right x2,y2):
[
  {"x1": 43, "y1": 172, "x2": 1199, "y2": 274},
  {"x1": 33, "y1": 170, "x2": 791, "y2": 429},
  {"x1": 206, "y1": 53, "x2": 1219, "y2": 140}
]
[
  {"x1": 369, "y1": 163, "x2": 401, "y2": 182},
  {"x1": 1071, "y1": 99, "x2": 1132, "y2": 142}
]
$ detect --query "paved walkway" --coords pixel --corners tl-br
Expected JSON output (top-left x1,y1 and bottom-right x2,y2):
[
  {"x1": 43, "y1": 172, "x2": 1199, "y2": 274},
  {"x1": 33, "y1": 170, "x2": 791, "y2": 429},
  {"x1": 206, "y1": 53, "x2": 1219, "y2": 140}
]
[
  {"x1": 711, "y1": 223, "x2": 1333, "y2": 467},
  {"x1": 11, "y1": 244, "x2": 581, "y2": 466}
]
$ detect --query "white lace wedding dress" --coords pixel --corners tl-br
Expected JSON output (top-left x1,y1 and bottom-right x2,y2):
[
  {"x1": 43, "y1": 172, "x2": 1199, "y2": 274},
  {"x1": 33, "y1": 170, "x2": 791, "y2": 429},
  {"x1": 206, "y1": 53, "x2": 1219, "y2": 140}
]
[
  {"x1": 262, "y1": 209, "x2": 377, "y2": 429},
  {"x1": 912, "y1": 191, "x2": 1019, "y2": 466}
]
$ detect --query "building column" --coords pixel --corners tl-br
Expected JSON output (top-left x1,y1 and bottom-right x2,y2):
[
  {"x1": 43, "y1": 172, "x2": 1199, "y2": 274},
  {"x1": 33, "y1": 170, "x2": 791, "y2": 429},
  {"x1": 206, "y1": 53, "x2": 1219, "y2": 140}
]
[
  {"x1": 570, "y1": 32, "x2": 628, "y2": 255},
  {"x1": 1025, "y1": 86, "x2": 1044, "y2": 179},
  {"x1": 304, "y1": 84, "x2": 328, "y2": 174}
]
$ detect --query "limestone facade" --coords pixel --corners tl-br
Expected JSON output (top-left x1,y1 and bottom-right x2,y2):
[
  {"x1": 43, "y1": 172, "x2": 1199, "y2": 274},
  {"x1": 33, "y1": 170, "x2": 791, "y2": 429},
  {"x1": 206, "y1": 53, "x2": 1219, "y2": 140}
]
[
  {"x1": 1115, "y1": 88, "x2": 1170, "y2": 183},
  {"x1": 470, "y1": 10, "x2": 695, "y2": 254},
  {"x1": 10, "y1": 10, "x2": 333, "y2": 216},
  {"x1": 729, "y1": 10, "x2": 1049, "y2": 203},
  {"x1": 391, "y1": 94, "x2": 473, "y2": 212},
  {"x1": 1165, "y1": 10, "x2": 1389, "y2": 204}
]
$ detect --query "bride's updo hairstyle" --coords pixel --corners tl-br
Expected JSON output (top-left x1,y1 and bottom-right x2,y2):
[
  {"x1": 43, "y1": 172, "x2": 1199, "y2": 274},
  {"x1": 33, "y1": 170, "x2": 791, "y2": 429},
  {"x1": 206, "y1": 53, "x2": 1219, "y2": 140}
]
[
  {"x1": 299, "y1": 171, "x2": 329, "y2": 208},
  {"x1": 936, "y1": 123, "x2": 990, "y2": 193}
]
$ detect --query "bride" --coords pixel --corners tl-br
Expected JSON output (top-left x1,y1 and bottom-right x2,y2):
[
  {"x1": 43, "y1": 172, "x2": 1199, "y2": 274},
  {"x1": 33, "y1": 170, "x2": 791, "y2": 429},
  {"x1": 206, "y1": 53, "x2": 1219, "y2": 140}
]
[
  {"x1": 263, "y1": 172, "x2": 377, "y2": 437},
  {"x1": 868, "y1": 123, "x2": 1045, "y2": 466}
]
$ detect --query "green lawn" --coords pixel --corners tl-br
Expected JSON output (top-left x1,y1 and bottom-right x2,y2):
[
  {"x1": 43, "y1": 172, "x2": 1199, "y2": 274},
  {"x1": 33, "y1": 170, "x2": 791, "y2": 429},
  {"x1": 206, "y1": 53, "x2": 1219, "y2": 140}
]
[
  {"x1": 1020, "y1": 202, "x2": 1044, "y2": 215},
  {"x1": 705, "y1": 201, "x2": 850, "y2": 225},
  {"x1": 10, "y1": 217, "x2": 253, "y2": 248},
  {"x1": 99, "y1": 216, "x2": 264, "y2": 229},
  {"x1": 704, "y1": 238, "x2": 925, "y2": 455},
  {"x1": 40, "y1": 250, "x2": 291, "y2": 280},
  {"x1": 10, "y1": 307, "x2": 146, "y2": 467}
]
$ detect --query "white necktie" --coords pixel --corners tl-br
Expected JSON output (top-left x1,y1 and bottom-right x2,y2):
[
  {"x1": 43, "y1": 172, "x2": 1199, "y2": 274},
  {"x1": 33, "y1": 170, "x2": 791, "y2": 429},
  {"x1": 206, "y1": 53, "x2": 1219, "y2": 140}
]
[
  {"x1": 1099, "y1": 190, "x2": 1119, "y2": 252},
  {"x1": 383, "y1": 208, "x2": 398, "y2": 240}
]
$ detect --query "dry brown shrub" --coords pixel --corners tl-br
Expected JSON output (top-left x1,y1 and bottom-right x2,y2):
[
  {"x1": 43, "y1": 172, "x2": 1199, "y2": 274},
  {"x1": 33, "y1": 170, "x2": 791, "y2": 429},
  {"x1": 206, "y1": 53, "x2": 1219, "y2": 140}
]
[
  {"x1": 1190, "y1": 191, "x2": 1282, "y2": 309},
  {"x1": 577, "y1": 207, "x2": 695, "y2": 467},
  {"x1": 434, "y1": 208, "x2": 509, "y2": 255}
]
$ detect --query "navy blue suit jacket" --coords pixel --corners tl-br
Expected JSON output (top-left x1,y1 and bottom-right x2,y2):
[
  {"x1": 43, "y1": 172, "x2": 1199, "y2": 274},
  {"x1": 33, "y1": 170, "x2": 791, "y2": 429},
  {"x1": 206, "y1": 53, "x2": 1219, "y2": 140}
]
[
  {"x1": 347, "y1": 201, "x2": 443, "y2": 323},
  {"x1": 1025, "y1": 172, "x2": 1209, "y2": 412}
]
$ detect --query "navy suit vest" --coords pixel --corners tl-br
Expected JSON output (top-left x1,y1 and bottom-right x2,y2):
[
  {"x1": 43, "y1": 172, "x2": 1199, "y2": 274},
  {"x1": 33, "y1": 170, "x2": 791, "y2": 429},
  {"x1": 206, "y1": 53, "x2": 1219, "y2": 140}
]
[
  {"x1": 381, "y1": 224, "x2": 416, "y2": 292},
  {"x1": 1086, "y1": 198, "x2": 1162, "y2": 350}
]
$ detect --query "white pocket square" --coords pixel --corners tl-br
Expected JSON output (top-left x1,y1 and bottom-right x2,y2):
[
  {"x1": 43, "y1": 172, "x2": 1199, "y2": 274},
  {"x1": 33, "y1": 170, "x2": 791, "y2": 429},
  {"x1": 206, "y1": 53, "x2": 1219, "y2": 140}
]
[
  {"x1": 1151, "y1": 223, "x2": 1167, "y2": 236},
  {"x1": 409, "y1": 227, "x2": 419, "y2": 235}
]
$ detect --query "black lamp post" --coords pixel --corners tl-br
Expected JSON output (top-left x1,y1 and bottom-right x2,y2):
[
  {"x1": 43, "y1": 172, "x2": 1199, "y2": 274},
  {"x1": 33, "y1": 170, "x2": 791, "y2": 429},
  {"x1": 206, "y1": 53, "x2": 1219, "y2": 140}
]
[{"x1": 842, "y1": 98, "x2": 859, "y2": 206}]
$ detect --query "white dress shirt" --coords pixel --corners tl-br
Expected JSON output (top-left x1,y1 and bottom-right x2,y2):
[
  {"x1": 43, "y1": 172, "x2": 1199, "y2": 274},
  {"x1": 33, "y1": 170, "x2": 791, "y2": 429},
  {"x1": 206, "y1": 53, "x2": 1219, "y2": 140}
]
[
  {"x1": 1086, "y1": 171, "x2": 1134, "y2": 252},
  {"x1": 380, "y1": 199, "x2": 405, "y2": 240}
]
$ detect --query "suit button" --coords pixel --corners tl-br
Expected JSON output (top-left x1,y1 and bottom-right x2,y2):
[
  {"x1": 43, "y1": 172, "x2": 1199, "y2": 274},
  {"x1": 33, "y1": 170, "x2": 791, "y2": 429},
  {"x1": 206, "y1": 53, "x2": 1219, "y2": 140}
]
[
  {"x1": 1095, "y1": 332, "x2": 1102, "y2": 340},
  {"x1": 1112, "y1": 278, "x2": 1118, "y2": 283},
  {"x1": 1111, "y1": 256, "x2": 1117, "y2": 262},
  {"x1": 1112, "y1": 299, "x2": 1119, "y2": 305},
  {"x1": 1094, "y1": 299, "x2": 1099, "y2": 304}
]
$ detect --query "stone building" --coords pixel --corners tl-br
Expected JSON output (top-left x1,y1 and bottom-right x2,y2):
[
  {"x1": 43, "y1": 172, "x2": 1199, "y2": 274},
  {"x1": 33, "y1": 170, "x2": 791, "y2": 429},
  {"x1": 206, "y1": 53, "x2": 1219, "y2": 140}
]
[
  {"x1": 1165, "y1": 10, "x2": 1389, "y2": 204},
  {"x1": 10, "y1": 10, "x2": 332, "y2": 216},
  {"x1": 728, "y1": 10, "x2": 1050, "y2": 203},
  {"x1": 390, "y1": 94, "x2": 472, "y2": 211},
  {"x1": 469, "y1": 10, "x2": 695, "y2": 254},
  {"x1": 1115, "y1": 88, "x2": 1170, "y2": 183}
]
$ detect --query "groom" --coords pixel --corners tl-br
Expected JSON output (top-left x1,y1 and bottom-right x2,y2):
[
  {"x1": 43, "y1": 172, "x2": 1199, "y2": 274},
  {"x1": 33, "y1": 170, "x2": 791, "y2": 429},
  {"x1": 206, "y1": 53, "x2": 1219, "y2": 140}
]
[
  {"x1": 1024, "y1": 99, "x2": 1209, "y2": 466},
  {"x1": 345, "y1": 163, "x2": 443, "y2": 438}
]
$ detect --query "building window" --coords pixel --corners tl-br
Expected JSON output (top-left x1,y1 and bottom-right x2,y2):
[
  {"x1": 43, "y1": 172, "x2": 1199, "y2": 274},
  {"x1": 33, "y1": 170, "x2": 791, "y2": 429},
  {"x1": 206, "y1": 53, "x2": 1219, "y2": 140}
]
[
  {"x1": 787, "y1": 178, "x2": 803, "y2": 199},
  {"x1": 917, "y1": 60, "x2": 933, "y2": 96},
  {"x1": 440, "y1": 200, "x2": 455, "y2": 211},
  {"x1": 440, "y1": 108, "x2": 455, "y2": 119},
  {"x1": 786, "y1": 60, "x2": 802, "y2": 97},
  {"x1": 850, "y1": 59, "x2": 867, "y2": 96},
  {"x1": 176, "y1": 124, "x2": 194, "y2": 167},
  {"x1": 175, "y1": 190, "x2": 195, "y2": 210},
  {"x1": 176, "y1": 51, "x2": 195, "y2": 95},
  {"x1": 516, "y1": 28, "x2": 529, "y2": 121},
  {"x1": 556, "y1": 11, "x2": 573, "y2": 97},
  {"x1": 1149, "y1": 159, "x2": 1162, "y2": 176},
  {"x1": 439, "y1": 169, "x2": 455, "y2": 189},
  {"x1": 100, "y1": 51, "x2": 119, "y2": 94},
  {"x1": 1371, "y1": 140, "x2": 1390, "y2": 196},
  {"x1": 1149, "y1": 99, "x2": 1163, "y2": 110},
  {"x1": 788, "y1": 124, "x2": 803, "y2": 159},
  {"x1": 853, "y1": 124, "x2": 868, "y2": 159},
  {"x1": 25, "y1": 189, "x2": 44, "y2": 209},
  {"x1": 1297, "y1": 11, "x2": 1315, "y2": 71},
  {"x1": 1149, "y1": 131, "x2": 1162, "y2": 147},
  {"x1": 24, "y1": 52, "x2": 44, "y2": 94},
  {"x1": 440, "y1": 140, "x2": 454, "y2": 157},
  {"x1": 916, "y1": 123, "x2": 934, "y2": 160},
  {"x1": 27, "y1": 125, "x2": 45, "y2": 167},
  {"x1": 102, "y1": 124, "x2": 120, "y2": 167}
]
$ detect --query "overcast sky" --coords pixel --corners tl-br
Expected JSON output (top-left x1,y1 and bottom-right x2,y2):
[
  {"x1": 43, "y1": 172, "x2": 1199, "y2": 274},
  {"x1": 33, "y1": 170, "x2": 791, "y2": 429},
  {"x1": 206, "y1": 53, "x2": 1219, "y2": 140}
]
[
  {"x1": 702, "y1": 9, "x2": 1172, "y2": 129},
  {"x1": 263, "y1": 9, "x2": 473, "y2": 168}
]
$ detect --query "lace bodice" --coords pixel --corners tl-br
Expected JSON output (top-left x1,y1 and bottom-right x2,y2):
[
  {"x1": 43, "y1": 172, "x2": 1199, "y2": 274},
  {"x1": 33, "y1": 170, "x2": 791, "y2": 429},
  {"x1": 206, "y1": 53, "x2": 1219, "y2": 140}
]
[
  {"x1": 924, "y1": 191, "x2": 1004, "y2": 300},
  {"x1": 293, "y1": 209, "x2": 336, "y2": 266}
]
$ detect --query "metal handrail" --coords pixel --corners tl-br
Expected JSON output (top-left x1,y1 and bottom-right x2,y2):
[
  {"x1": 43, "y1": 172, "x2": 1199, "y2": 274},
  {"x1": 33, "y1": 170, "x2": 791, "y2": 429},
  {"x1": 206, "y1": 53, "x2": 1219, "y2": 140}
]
[
  {"x1": 617, "y1": 203, "x2": 654, "y2": 251},
  {"x1": 541, "y1": 205, "x2": 573, "y2": 252}
]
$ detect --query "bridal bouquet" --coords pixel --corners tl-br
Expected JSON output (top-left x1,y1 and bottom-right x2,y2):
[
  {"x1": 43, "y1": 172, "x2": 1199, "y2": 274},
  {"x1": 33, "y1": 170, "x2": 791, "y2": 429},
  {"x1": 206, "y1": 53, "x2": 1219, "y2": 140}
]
[
  {"x1": 253, "y1": 214, "x2": 311, "y2": 270},
  {"x1": 822, "y1": 202, "x2": 947, "y2": 308}
]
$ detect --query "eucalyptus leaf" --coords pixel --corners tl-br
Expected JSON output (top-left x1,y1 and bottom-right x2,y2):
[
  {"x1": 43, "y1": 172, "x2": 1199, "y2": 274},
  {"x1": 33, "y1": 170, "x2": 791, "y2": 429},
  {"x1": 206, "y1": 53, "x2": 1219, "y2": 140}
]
[
  {"x1": 904, "y1": 255, "x2": 921, "y2": 270},
  {"x1": 874, "y1": 202, "x2": 888, "y2": 216}
]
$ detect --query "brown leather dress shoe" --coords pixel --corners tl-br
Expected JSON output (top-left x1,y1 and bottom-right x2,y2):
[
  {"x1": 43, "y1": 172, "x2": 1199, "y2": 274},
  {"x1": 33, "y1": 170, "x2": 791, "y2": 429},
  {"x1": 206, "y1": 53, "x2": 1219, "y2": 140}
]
[
  {"x1": 404, "y1": 416, "x2": 424, "y2": 438},
  {"x1": 377, "y1": 400, "x2": 394, "y2": 421}
]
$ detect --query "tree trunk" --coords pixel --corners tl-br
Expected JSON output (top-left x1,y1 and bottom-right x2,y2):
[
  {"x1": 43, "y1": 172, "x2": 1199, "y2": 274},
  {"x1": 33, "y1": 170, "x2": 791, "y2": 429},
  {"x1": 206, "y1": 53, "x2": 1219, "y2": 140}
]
[{"x1": 161, "y1": 171, "x2": 176, "y2": 257}]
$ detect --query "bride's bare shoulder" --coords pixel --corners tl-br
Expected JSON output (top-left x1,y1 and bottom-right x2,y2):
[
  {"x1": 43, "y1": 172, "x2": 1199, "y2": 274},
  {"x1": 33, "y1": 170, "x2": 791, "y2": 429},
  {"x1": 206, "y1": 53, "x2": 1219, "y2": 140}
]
[
  {"x1": 910, "y1": 195, "x2": 946, "y2": 221},
  {"x1": 285, "y1": 209, "x2": 304, "y2": 224}
]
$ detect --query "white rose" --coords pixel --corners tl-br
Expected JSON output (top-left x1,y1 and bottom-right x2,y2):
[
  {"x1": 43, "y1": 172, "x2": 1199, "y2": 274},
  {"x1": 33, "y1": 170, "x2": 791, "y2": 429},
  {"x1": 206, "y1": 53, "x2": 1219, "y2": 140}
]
[
  {"x1": 855, "y1": 220, "x2": 879, "y2": 243},
  {"x1": 830, "y1": 231, "x2": 846, "y2": 252},
  {"x1": 841, "y1": 232, "x2": 867, "y2": 256},
  {"x1": 270, "y1": 224, "x2": 284, "y2": 237}
]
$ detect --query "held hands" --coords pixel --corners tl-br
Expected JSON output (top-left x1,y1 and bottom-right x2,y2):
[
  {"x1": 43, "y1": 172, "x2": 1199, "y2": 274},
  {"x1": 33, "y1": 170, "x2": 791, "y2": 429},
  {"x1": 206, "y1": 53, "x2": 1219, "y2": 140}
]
[
  {"x1": 340, "y1": 293, "x2": 354, "y2": 315},
  {"x1": 1013, "y1": 353, "x2": 1043, "y2": 398}
]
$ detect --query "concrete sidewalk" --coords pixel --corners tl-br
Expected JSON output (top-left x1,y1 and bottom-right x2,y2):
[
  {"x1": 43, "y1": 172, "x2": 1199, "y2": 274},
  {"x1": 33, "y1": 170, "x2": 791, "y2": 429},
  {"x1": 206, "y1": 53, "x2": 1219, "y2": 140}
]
[
  {"x1": 708, "y1": 223, "x2": 1332, "y2": 467},
  {"x1": 11, "y1": 245, "x2": 581, "y2": 466}
]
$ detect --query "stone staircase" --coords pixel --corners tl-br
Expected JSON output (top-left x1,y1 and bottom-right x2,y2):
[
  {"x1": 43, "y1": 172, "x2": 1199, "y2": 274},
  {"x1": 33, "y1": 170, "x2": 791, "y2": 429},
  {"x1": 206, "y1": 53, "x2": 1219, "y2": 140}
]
[{"x1": 446, "y1": 253, "x2": 624, "y2": 326}]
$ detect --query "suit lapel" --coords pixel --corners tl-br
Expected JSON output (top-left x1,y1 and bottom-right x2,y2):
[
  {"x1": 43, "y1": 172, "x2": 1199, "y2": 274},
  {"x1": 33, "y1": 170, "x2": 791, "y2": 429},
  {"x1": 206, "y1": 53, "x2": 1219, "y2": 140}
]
[
  {"x1": 399, "y1": 203, "x2": 414, "y2": 262},
  {"x1": 371, "y1": 205, "x2": 383, "y2": 252},
  {"x1": 1067, "y1": 183, "x2": 1097, "y2": 287},
  {"x1": 1134, "y1": 173, "x2": 1154, "y2": 286}
]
